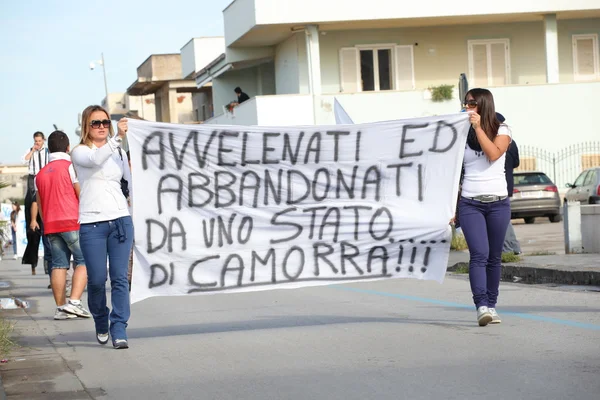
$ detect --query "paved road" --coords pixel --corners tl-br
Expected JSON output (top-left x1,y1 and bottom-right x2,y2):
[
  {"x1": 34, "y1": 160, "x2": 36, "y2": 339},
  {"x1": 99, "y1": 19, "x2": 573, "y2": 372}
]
[
  {"x1": 2, "y1": 257, "x2": 599, "y2": 400},
  {"x1": 512, "y1": 218, "x2": 564, "y2": 255}
]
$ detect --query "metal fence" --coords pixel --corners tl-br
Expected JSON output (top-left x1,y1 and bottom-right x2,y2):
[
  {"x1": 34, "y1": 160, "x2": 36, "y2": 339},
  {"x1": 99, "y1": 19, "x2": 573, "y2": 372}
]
[{"x1": 517, "y1": 142, "x2": 600, "y2": 191}]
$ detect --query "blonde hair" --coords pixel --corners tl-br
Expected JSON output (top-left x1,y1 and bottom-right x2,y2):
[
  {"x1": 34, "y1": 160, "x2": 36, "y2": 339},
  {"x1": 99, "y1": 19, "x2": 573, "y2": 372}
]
[{"x1": 79, "y1": 105, "x2": 114, "y2": 147}]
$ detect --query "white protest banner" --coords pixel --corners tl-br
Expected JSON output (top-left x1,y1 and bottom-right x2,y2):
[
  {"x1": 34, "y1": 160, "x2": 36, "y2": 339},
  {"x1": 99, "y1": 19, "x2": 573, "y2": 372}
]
[
  {"x1": 127, "y1": 114, "x2": 469, "y2": 303},
  {"x1": 334, "y1": 98, "x2": 354, "y2": 125}
]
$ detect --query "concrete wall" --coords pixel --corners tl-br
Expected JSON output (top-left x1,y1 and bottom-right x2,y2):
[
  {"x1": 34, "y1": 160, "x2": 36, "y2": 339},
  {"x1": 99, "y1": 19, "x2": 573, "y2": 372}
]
[
  {"x1": 169, "y1": 90, "x2": 194, "y2": 123},
  {"x1": 126, "y1": 94, "x2": 157, "y2": 121},
  {"x1": 138, "y1": 54, "x2": 182, "y2": 81},
  {"x1": 275, "y1": 34, "x2": 301, "y2": 94},
  {"x1": 212, "y1": 67, "x2": 260, "y2": 116},
  {"x1": 257, "y1": 62, "x2": 276, "y2": 95},
  {"x1": 0, "y1": 165, "x2": 27, "y2": 202},
  {"x1": 181, "y1": 37, "x2": 225, "y2": 78},
  {"x1": 581, "y1": 205, "x2": 600, "y2": 253},
  {"x1": 192, "y1": 91, "x2": 214, "y2": 121}
]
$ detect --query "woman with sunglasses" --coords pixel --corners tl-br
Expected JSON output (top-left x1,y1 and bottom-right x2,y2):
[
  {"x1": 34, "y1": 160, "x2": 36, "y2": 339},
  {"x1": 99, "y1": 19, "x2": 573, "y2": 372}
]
[
  {"x1": 458, "y1": 89, "x2": 512, "y2": 327},
  {"x1": 71, "y1": 105, "x2": 133, "y2": 349}
]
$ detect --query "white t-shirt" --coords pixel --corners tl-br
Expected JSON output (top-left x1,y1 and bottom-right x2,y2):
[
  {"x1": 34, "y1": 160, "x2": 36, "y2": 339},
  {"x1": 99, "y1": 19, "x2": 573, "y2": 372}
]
[{"x1": 461, "y1": 124, "x2": 512, "y2": 198}]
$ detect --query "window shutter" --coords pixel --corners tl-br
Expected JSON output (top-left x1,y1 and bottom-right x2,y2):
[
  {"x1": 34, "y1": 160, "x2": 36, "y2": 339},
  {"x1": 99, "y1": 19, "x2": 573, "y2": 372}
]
[
  {"x1": 394, "y1": 46, "x2": 415, "y2": 90},
  {"x1": 573, "y1": 35, "x2": 599, "y2": 81},
  {"x1": 339, "y1": 48, "x2": 359, "y2": 93},
  {"x1": 470, "y1": 43, "x2": 489, "y2": 87},
  {"x1": 490, "y1": 42, "x2": 508, "y2": 85}
]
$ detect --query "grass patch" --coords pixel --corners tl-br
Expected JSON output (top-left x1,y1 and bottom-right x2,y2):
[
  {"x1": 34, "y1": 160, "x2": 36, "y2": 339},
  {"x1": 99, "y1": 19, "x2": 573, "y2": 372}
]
[
  {"x1": 0, "y1": 317, "x2": 15, "y2": 358},
  {"x1": 525, "y1": 251, "x2": 557, "y2": 256},
  {"x1": 450, "y1": 226, "x2": 468, "y2": 251},
  {"x1": 453, "y1": 263, "x2": 469, "y2": 274},
  {"x1": 501, "y1": 252, "x2": 522, "y2": 263}
]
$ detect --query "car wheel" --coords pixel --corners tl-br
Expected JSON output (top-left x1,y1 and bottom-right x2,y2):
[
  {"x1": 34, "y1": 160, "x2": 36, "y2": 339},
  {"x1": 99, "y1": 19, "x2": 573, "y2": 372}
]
[
  {"x1": 524, "y1": 217, "x2": 535, "y2": 224},
  {"x1": 549, "y1": 214, "x2": 562, "y2": 223}
]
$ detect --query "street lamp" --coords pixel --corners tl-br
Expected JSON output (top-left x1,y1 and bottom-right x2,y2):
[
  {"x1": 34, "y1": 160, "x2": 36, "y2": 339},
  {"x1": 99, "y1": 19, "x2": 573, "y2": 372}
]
[{"x1": 89, "y1": 52, "x2": 109, "y2": 106}]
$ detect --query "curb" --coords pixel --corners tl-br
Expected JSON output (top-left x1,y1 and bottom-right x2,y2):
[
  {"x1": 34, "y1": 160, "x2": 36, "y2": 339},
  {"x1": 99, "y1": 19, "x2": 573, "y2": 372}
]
[
  {"x1": 501, "y1": 264, "x2": 600, "y2": 285},
  {"x1": 448, "y1": 262, "x2": 600, "y2": 285}
]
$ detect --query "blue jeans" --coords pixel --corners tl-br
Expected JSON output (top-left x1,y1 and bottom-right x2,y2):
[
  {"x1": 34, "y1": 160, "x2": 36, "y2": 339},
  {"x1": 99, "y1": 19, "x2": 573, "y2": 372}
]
[
  {"x1": 47, "y1": 230, "x2": 86, "y2": 269},
  {"x1": 458, "y1": 197, "x2": 510, "y2": 309},
  {"x1": 11, "y1": 229, "x2": 17, "y2": 255},
  {"x1": 80, "y1": 216, "x2": 133, "y2": 340}
]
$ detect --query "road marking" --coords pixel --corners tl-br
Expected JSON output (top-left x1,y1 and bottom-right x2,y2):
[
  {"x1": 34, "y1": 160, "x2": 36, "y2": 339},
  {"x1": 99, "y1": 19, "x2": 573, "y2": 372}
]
[{"x1": 337, "y1": 287, "x2": 600, "y2": 331}]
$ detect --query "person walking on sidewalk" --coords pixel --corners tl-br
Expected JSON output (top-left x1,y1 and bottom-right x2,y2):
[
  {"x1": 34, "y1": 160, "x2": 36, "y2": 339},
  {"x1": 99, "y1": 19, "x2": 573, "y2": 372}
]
[
  {"x1": 32, "y1": 131, "x2": 92, "y2": 321},
  {"x1": 21, "y1": 131, "x2": 53, "y2": 275},
  {"x1": 458, "y1": 88, "x2": 512, "y2": 327},
  {"x1": 10, "y1": 202, "x2": 20, "y2": 259},
  {"x1": 71, "y1": 105, "x2": 133, "y2": 349}
]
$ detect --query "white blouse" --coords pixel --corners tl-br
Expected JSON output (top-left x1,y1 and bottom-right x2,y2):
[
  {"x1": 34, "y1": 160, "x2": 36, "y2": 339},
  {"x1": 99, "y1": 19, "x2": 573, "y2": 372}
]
[
  {"x1": 71, "y1": 136, "x2": 132, "y2": 224},
  {"x1": 461, "y1": 124, "x2": 512, "y2": 198}
]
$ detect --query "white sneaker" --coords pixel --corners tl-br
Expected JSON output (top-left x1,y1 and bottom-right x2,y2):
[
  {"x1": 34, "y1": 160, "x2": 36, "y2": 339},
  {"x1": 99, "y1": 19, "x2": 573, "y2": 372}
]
[
  {"x1": 477, "y1": 306, "x2": 493, "y2": 326},
  {"x1": 54, "y1": 309, "x2": 77, "y2": 320},
  {"x1": 60, "y1": 300, "x2": 91, "y2": 318},
  {"x1": 489, "y1": 308, "x2": 501, "y2": 324},
  {"x1": 13, "y1": 254, "x2": 18, "y2": 260}
]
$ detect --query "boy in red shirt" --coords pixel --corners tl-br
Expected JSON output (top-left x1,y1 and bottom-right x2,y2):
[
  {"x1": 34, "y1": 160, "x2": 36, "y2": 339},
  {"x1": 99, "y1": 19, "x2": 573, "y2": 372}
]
[{"x1": 32, "y1": 131, "x2": 91, "y2": 320}]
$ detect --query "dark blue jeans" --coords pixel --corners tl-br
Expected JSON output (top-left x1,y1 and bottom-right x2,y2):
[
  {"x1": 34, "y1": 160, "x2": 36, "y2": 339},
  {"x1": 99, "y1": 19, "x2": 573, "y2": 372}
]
[
  {"x1": 80, "y1": 216, "x2": 133, "y2": 340},
  {"x1": 11, "y1": 229, "x2": 17, "y2": 255},
  {"x1": 458, "y1": 197, "x2": 510, "y2": 309}
]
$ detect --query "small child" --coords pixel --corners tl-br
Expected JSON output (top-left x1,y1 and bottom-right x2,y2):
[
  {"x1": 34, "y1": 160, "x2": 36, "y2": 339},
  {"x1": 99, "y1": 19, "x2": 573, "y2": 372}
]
[{"x1": 32, "y1": 131, "x2": 91, "y2": 320}]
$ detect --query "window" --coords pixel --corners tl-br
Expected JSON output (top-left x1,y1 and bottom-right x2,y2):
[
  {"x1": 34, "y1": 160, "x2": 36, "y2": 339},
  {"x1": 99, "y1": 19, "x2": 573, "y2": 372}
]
[
  {"x1": 573, "y1": 34, "x2": 599, "y2": 81},
  {"x1": 584, "y1": 169, "x2": 597, "y2": 186},
  {"x1": 339, "y1": 45, "x2": 415, "y2": 93},
  {"x1": 514, "y1": 172, "x2": 552, "y2": 186},
  {"x1": 574, "y1": 171, "x2": 589, "y2": 187},
  {"x1": 468, "y1": 39, "x2": 510, "y2": 87}
]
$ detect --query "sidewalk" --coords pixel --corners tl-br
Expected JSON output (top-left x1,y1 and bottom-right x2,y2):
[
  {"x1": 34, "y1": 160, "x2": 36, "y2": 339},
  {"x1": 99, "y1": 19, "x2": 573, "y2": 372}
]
[{"x1": 0, "y1": 258, "x2": 94, "y2": 400}]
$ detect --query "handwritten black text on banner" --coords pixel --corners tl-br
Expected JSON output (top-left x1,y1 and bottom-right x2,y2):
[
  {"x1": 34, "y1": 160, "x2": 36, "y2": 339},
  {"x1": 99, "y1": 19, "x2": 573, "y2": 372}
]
[{"x1": 127, "y1": 115, "x2": 470, "y2": 303}]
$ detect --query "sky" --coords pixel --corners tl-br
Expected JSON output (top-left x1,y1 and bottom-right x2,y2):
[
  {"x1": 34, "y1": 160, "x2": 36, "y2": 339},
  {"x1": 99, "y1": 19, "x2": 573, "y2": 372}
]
[{"x1": 0, "y1": 0, "x2": 232, "y2": 164}]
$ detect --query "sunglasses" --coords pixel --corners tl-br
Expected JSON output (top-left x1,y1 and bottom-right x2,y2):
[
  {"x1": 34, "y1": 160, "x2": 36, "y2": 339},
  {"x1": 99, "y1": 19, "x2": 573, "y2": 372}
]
[
  {"x1": 90, "y1": 119, "x2": 111, "y2": 129},
  {"x1": 463, "y1": 100, "x2": 478, "y2": 109}
]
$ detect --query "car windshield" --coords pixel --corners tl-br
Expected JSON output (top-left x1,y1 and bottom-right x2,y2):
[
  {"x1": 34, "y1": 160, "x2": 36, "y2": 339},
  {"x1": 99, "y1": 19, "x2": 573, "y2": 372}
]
[{"x1": 514, "y1": 173, "x2": 552, "y2": 186}]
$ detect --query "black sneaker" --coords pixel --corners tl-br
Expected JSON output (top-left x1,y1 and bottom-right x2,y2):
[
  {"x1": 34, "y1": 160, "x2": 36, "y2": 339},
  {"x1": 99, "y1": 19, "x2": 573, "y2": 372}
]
[{"x1": 113, "y1": 339, "x2": 129, "y2": 349}]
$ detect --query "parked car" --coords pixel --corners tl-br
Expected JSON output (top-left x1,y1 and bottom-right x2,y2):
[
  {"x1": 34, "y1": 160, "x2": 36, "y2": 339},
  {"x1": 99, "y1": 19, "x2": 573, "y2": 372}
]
[
  {"x1": 565, "y1": 167, "x2": 600, "y2": 205},
  {"x1": 510, "y1": 171, "x2": 561, "y2": 224}
]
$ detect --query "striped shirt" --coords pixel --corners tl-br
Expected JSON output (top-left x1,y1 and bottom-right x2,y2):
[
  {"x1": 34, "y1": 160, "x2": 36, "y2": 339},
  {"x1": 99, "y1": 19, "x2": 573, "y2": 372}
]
[{"x1": 22, "y1": 147, "x2": 49, "y2": 175}]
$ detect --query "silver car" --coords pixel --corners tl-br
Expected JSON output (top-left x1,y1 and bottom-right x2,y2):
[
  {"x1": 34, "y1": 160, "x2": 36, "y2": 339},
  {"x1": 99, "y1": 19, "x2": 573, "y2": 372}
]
[
  {"x1": 565, "y1": 167, "x2": 600, "y2": 204},
  {"x1": 511, "y1": 171, "x2": 562, "y2": 224}
]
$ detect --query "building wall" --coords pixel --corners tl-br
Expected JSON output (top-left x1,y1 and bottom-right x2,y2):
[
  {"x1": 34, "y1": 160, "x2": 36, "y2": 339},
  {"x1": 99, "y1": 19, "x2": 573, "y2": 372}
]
[
  {"x1": 0, "y1": 165, "x2": 28, "y2": 202},
  {"x1": 319, "y1": 22, "x2": 548, "y2": 93},
  {"x1": 192, "y1": 91, "x2": 214, "y2": 121},
  {"x1": 212, "y1": 68, "x2": 259, "y2": 116},
  {"x1": 181, "y1": 37, "x2": 225, "y2": 78},
  {"x1": 126, "y1": 94, "x2": 157, "y2": 121},
  {"x1": 558, "y1": 18, "x2": 600, "y2": 83},
  {"x1": 257, "y1": 62, "x2": 276, "y2": 95},
  {"x1": 275, "y1": 34, "x2": 301, "y2": 94},
  {"x1": 138, "y1": 54, "x2": 182, "y2": 81},
  {"x1": 315, "y1": 19, "x2": 600, "y2": 93},
  {"x1": 169, "y1": 90, "x2": 194, "y2": 123}
]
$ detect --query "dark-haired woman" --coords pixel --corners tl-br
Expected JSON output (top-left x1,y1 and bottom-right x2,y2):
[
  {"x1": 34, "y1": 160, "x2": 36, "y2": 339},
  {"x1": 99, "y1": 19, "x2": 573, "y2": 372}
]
[{"x1": 458, "y1": 88, "x2": 512, "y2": 327}]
